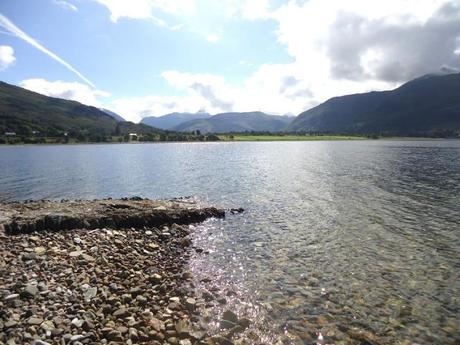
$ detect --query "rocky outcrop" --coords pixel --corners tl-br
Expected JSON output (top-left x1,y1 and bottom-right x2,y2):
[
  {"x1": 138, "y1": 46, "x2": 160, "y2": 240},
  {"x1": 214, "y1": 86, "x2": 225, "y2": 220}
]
[{"x1": 1, "y1": 198, "x2": 225, "y2": 235}]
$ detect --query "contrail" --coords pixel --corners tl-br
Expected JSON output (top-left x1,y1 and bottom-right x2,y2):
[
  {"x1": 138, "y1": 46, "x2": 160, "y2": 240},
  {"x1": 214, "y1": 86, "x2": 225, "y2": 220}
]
[{"x1": 0, "y1": 13, "x2": 95, "y2": 88}]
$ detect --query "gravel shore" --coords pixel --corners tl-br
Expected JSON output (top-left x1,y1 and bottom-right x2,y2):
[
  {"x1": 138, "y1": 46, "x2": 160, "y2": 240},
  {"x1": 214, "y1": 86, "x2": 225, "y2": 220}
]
[{"x1": 0, "y1": 198, "x2": 250, "y2": 345}]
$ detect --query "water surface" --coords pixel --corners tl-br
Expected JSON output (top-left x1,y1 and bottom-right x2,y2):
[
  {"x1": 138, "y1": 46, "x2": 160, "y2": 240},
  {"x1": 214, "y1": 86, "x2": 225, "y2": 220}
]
[{"x1": 1, "y1": 140, "x2": 459, "y2": 344}]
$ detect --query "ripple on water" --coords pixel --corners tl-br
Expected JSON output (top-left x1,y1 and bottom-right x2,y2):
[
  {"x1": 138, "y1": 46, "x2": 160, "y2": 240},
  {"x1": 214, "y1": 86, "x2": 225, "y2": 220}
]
[{"x1": 1, "y1": 141, "x2": 459, "y2": 344}]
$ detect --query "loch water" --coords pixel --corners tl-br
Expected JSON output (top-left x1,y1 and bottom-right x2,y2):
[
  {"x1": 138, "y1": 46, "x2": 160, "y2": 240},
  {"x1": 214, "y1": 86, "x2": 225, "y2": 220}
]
[{"x1": 1, "y1": 140, "x2": 459, "y2": 344}]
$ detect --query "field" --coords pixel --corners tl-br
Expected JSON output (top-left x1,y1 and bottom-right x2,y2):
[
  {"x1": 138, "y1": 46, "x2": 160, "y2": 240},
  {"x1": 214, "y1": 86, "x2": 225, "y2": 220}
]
[{"x1": 218, "y1": 134, "x2": 368, "y2": 141}]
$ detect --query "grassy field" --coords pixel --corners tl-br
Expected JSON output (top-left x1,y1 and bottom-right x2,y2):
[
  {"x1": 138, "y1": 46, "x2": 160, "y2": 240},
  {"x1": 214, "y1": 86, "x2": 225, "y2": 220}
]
[{"x1": 218, "y1": 134, "x2": 368, "y2": 141}]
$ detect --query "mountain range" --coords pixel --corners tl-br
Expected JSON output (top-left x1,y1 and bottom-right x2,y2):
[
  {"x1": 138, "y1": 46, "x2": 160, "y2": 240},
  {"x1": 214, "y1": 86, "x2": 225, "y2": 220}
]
[
  {"x1": 1, "y1": 73, "x2": 459, "y2": 138},
  {"x1": 141, "y1": 112, "x2": 211, "y2": 130},
  {"x1": 288, "y1": 73, "x2": 460, "y2": 134},
  {"x1": 170, "y1": 111, "x2": 293, "y2": 133}
]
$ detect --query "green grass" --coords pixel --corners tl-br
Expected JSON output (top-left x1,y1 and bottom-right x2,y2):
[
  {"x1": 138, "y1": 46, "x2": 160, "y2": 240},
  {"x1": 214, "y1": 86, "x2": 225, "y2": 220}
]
[{"x1": 218, "y1": 134, "x2": 368, "y2": 141}]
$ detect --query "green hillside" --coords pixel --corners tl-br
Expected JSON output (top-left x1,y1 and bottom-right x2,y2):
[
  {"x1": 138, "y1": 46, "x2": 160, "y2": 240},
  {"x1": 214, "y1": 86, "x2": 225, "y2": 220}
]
[
  {"x1": 289, "y1": 73, "x2": 460, "y2": 136},
  {"x1": 0, "y1": 81, "x2": 170, "y2": 142}
]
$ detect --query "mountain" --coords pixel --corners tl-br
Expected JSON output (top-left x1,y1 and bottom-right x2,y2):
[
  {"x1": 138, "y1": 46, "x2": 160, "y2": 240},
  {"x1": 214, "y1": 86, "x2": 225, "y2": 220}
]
[
  {"x1": 101, "y1": 108, "x2": 125, "y2": 122},
  {"x1": 289, "y1": 73, "x2": 460, "y2": 134},
  {"x1": 173, "y1": 111, "x2": 293, "y2": 133},
  {"x1": 141, "y1": 112, "x2": 211, "y2": 130},
  {"x1": 0, "y1": 81, "x2": 162, "y2": 138}
]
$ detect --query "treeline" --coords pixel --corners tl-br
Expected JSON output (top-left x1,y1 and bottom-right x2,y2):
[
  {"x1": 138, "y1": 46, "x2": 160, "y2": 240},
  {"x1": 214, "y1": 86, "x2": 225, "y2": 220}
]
[
  {"x1": 0, "y1": 130, "x2": 220, "y2": 145},
  {"x1": 0, "y1": 118, "x2": 221, "y2": 144},
  {"x1": 218, "y1": 129, "x2": 460, "y2": 138}
]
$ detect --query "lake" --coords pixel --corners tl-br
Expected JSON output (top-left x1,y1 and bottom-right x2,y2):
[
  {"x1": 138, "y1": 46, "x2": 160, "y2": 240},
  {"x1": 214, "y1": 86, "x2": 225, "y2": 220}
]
[{"x1": 1, "y1": 140, "x2": 459, "y2": 344}]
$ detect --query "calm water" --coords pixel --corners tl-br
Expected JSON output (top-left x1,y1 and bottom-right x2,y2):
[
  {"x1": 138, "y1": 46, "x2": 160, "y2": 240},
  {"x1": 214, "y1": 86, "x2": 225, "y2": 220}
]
[{"x1": 1, "y1": 141, "x2": 459, "y2": 344}]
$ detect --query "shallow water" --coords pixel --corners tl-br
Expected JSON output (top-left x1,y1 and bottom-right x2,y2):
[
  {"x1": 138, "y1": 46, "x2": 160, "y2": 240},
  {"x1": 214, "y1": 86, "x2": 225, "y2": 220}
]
[{"x1": 1, "y1": 140, "x2": 459, "y2": 344}]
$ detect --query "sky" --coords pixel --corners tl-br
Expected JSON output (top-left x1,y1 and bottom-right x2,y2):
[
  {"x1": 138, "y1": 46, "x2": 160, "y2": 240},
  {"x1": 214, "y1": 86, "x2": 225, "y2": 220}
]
[{"x1": 0, "y1": 0, "x2": 459, "y2": 122}]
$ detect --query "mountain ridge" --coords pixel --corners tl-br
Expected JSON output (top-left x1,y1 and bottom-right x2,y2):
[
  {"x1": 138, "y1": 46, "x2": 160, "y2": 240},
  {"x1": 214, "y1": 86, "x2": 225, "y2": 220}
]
[
  {"x1": 288, "y1": 73, "x2": 460, "y2": 134},
  {"x1": 141, "y1": 112, "x2": 211, "y2": 130},
  {"x1": 172, "y1": 111, "x2": 293, "y2": 133},
  {"x1": 0, "y1": 81, "x2": 163, "y2": 140}
]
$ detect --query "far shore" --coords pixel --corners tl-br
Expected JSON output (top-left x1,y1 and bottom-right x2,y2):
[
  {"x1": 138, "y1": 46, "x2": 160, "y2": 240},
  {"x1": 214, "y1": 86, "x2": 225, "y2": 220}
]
[{"x1": 1, "y1": 135, "x2": 457, "y2": 146}]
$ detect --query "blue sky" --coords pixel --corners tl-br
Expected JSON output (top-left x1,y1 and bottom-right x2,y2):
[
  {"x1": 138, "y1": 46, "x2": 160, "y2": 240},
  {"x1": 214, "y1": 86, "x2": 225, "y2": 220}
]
[{"x1": 0, "y1": 0, "x2": 459, "y2": 122}]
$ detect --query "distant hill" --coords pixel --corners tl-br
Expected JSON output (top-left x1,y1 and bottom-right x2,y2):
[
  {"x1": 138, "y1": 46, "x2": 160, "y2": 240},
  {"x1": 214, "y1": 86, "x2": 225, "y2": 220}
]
[
  {"x1": 288, "y1": 73, "x2": 460, "y2": 135},
  {"x1": 101, "y1": 108, "x2": 125, "y2": 122},
  {"x1": 141, "y1": 112, "x2": 211, "y2": 130},
  {"x1": 0, "y1": 81, "x2": 162, "y2": 138},
  {"x1": 173, "y1": 111, "x2": 293, "y2": 133}
]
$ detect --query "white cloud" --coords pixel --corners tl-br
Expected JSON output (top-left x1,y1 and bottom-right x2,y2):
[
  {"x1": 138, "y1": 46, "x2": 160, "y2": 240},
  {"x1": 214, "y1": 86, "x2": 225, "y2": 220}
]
[
  {"x1": 54, "y1": 0, "x2": 78, "y2": 11},
  {"x1": 20, "y1": 79, "x2": 109, "y2": 107},
  {"x1": 92, "y1": 0, "x2": 196, "y2": 26},
  {"x1": 240, "y1": 0, "x2": 271, "y2": 20},
  {"x1": 206, "y1": 34, "x2": 220, "y2": 43},
  {"x1": 271, "y1": 0, "x2": 460, "y2": 83},
  {"x1": 106, "y1": 0, "x2": 460, "y2": 120},
  {"x1": 0, "y1": 45, "x2": 15, "y2": 71},
  {"x1": 0, "y1": 13, "x2": 95, "y2": 87}
]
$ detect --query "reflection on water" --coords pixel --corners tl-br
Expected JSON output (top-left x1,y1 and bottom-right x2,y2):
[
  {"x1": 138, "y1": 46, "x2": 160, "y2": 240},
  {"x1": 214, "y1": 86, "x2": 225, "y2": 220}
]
[{"x1": 1, "y1": 140, "x2": 459, "y2": 344}]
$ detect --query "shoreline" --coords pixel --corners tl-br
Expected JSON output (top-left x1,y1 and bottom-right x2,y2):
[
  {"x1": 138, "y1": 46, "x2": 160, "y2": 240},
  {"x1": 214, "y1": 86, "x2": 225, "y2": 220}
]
[
  {"x1": 0, "y1": 137, "x2": 458, "y2": 148},
  {"x1": 0, "y1": 198, "x2": 251, "y2": 345}
]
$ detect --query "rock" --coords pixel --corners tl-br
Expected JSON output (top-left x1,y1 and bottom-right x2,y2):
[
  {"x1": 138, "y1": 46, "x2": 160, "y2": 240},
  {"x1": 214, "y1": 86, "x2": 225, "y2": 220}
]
[
  {"x1": 22, "y1": 252, "x2": 37, "y2": 261},
  {"x1": 159, "y1": 232, "x2": 171, "y2": 240},
  {"x1": 73, "y1": 237, "x2": 82, "y2": 244},
  {"x1": 149, "y1": 318, "x2": 164, "y2": 332},
  {"x1": 113, "y1": 307, "x2": 129, "y2": 318},
  {"x1": 212, "y1": 336, "x2": 234, "y2": 345},
  {"x1": 222, "y1": 310, "x2": 238, "y2": 324},
  {"x1": 71, "y1": 318, "x2": 84, "y2": 328},
  {"x1": 170, "y1": 296, "x2": 181, "y2": 303},
  {"x1": 69, "y1": 250, "x2": 82, "y2": 257},
  {"x1": 82, "y1": 253, "x2": 95, "y2": 261},
  {"x1": 4, "y1": 294, "x2": 20, "y2": 303},
  {"x1": 34, "y1": 246, "x2": 47, "y2": 255},
  {"x1": 175, "y1": 320, "x2": 191, "y2": 337},
  {"x1": 83, "y1": 287, "x2": 97, "y2": 301},
  {"x1": 34, "y1": 341, "x2": 52, "y2": 345},
  {"x1": 106, "y1": 330, "x2": 123, "y2": 341},
  {"x1": 202, "y1": 291, "x2": 214, "y2": 301},
  {"x1": 149, "y1": 273, "x2": 162, "y2": 284},
  {"x1": 28, "y1": 316, "x2": 44, "y2": 325},
  {"x1": 148, "y1": 243, "x2": 160, "y2": 250},
  {"x1": 220, "y1": 319, "x2": 237, "y2": 330},
  {"x1": 129, "y1": 327, "x2": 139, "y2": 340},
  {"x1": 21, "y1": 285, "x2": 39, "y2": 298},
  {"x1": 179, "y1": 340, "x2": 192, "y2": 345},
  {"x1": 69, "y1": 334, "x2": 86, "y2": 342},
  {"x1": 117, "y1": 325, "x2": 129, "y2": 334},
  {"x1": 180, "y1": 236, "x2": 192, "y2": 247},
  {"x1": 4, "y1": 320, "x2": 18, "y2": 328},
  {"x1": 41, "y1": 320, "x2": 55, "y2": 331},
  {"x1": 237, "y1": 318, "x2": 250, "y2": 330},
  {"x1": 184, "y1": 297, "x2": 196, "y2": 311},
  {"x1": 136, "y1": 294, "x2": 147, "y2": 305}
]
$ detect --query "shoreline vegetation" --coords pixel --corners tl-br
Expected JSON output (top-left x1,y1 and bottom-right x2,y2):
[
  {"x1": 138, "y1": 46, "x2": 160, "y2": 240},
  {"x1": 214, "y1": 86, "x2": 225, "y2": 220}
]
[
  {"x1": 0, "y1": 197, "x2": 257, "y2": 345},
  {"x1": 1, "y1": 132, "x2": 458, "y2": 145}
]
